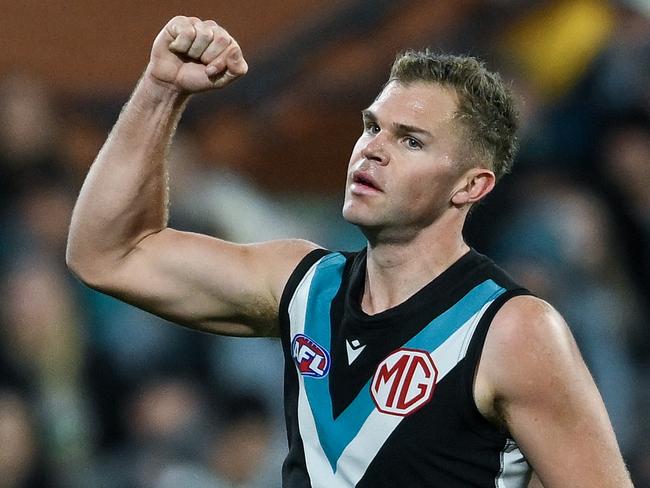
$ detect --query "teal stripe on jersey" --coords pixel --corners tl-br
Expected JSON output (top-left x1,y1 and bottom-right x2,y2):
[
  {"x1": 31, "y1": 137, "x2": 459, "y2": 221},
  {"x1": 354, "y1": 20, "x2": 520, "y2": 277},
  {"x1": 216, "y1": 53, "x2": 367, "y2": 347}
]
[
  {"x1": 303, "y1": 257, "x2": 506, "y2": 473},
  {"x1": 302, "y1": 252, "x2": 346, "y2": 350},
  {"x1": 404, "y1": 279, "x2": 505, "y2": 351},
  {"x1": 302, "y1": 253, "x2": 347, "y2": 471}
]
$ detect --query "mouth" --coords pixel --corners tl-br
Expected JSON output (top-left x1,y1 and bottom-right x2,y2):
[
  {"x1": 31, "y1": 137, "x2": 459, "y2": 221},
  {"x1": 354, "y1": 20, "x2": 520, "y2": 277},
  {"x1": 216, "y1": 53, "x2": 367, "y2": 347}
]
[{"x1": 351, "y1": 171, "x2": 382, "y2": 193}]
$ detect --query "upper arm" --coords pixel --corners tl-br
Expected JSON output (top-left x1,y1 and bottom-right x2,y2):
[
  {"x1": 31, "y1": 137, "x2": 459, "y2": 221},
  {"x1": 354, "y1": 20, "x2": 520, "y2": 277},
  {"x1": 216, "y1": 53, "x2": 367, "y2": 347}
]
[
  {"x1": 478, "y1": 296, "x2": 632, "y2": 488},
  {"x1": 72, "y1": 228, "x2": 320, "y2": 337}
]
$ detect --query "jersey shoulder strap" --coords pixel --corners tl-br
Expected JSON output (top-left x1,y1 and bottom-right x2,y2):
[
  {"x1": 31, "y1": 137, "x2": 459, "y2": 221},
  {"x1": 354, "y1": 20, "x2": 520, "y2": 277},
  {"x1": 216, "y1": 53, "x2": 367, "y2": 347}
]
[
  {"x1": 459, "y1": 287, "x2": 533, "y2": 430},
  {"x1": 278, "y1": 248, "x2": 339, "y2": 336}
]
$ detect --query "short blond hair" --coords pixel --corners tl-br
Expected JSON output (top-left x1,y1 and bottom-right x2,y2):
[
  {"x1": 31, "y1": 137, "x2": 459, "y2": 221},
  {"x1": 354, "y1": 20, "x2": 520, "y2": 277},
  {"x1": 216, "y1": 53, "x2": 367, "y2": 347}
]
[{"x1": 389, "y1": 51, "x2": 519, "y2": 181}]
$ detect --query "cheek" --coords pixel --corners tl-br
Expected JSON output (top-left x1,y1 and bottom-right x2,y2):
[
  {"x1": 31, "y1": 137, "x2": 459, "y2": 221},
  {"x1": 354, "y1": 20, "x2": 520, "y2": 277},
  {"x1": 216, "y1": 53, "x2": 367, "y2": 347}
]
[{"x1": 398, "y1": 168, "x2": 454, "y2": 207}]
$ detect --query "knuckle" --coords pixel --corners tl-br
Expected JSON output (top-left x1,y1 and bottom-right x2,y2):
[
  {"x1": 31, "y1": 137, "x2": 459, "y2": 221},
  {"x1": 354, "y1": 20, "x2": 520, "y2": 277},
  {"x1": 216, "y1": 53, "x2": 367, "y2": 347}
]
[
  {"x1": 214, "y1": 35, "x2": 230, "y2": 47},
  {"x1": 194, "y1": 25, "x2": 211, "y2": 39},
  {"x1": 177, "y1": 31, "x2": 194, "y2": 43},
  {"x1": 167, "y1": 16, "x2": 183, "y2": 34},
  {"x1": 170, "y1": 16, "x2": 192, "y2": 32},
  {"x1": 212, "y1": 24, "x2": 231, "y2": 39},
  {"x1": 229, "y1": 44, "x2": 242, "y2": 60}
]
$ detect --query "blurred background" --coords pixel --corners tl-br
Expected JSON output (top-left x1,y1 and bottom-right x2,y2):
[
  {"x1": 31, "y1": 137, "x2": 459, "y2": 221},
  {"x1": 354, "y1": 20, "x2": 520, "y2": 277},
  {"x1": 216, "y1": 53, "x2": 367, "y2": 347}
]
[{"x1": 0, "y1": 0, "x2": 648, "y2": 486}]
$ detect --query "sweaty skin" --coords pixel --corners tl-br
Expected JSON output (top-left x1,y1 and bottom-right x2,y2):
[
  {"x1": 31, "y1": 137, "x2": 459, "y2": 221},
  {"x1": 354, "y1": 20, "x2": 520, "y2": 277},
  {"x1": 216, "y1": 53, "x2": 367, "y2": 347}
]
[{"x1": 66, "y1": 16, "x2": 633, "y2": 488}]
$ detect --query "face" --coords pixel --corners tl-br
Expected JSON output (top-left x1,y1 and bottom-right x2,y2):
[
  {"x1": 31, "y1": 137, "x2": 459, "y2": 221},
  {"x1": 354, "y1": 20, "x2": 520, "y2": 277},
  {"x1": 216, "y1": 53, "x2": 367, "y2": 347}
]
[{"x1": 342, "y1": 81, "x2": 465, "y2": 236}]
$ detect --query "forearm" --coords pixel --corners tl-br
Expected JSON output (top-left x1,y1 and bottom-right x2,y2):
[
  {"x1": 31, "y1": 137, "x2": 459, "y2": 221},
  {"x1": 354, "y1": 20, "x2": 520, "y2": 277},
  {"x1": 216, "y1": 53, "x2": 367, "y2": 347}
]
[{"x1": 66, "y1": 74, "x2": 189, "y2": 277}]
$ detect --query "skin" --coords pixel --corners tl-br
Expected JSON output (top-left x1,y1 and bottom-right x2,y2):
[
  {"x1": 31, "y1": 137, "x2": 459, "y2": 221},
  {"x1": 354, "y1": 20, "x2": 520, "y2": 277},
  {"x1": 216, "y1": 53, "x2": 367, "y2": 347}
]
[
  {"x1": 66, "y1": 16, "x2": 318, "y2": 337},
  {"x1": 66, "y1": 16, "x2": 633, "y2": 487},
  {"x1": 342, "y1": 81, "x2": 494, "y2": 313}
]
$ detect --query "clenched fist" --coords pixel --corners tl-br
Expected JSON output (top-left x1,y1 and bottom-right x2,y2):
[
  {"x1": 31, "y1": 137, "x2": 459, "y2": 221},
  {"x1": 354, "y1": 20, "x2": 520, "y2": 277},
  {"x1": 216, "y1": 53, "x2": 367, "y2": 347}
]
[{"x1": 146, "y1": 16, "x2": 248, "y2": 94}]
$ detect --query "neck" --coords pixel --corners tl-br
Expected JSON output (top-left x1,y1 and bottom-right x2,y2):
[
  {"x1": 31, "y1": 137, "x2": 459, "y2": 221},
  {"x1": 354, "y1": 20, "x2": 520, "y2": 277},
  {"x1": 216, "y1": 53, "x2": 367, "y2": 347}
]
[{"x1": 361, "y1": 214, "x2": 469, "y2": 315}]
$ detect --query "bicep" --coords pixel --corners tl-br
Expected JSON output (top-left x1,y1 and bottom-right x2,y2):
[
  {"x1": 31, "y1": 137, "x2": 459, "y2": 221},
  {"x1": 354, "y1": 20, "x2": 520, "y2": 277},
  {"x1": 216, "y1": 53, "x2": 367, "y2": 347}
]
[
  {"x1": 483, "y1": 297, "x2": 631, "y2": 488},
  {"x1": 90, "y1": 228, "x2": 319, "y2": 337}
]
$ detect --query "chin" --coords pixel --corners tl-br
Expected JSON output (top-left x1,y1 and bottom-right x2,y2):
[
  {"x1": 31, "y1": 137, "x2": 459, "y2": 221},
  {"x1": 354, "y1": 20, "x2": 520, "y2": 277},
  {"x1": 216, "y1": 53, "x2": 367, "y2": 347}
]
[
  {"x1": 341, "y1": 207, "x2": 367, "y2": 226},
  {"x1": 342, "y1": 204, "x2": 382, "y2": 229},
  {"x1": 341, "y1": 206, "x2": 361, "y2": 225}
]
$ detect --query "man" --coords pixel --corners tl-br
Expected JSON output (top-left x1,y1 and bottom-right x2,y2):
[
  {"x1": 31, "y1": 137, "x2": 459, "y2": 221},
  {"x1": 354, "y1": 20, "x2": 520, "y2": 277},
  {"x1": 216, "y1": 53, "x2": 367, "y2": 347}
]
[{"x1": 66, "y1": 16, "x2": 632, "y2": 487}]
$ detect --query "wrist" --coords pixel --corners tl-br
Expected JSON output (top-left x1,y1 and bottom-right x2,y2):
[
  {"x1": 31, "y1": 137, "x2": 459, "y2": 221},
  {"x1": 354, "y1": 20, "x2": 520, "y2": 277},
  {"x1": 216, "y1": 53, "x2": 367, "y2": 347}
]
[{"x1": 135, "y1": 69, "x2": 192, "y2": 109}]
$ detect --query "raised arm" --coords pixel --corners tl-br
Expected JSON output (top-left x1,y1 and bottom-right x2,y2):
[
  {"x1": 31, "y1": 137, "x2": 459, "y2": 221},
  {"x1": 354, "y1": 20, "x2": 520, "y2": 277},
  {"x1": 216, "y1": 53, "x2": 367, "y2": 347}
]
[
  {"x1": 477, "y1": 296, "x2": 632, "y2": 487},
  {"x1": 66, "y1": 16, "x2": 319, "y2": 337}
]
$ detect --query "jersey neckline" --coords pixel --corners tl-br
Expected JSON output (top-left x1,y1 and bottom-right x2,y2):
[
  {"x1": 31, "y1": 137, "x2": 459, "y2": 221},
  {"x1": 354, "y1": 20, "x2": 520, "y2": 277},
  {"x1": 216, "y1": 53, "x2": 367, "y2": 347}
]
[{"x1": 345, "y1": 247, "x2": 487, "y2": 326}]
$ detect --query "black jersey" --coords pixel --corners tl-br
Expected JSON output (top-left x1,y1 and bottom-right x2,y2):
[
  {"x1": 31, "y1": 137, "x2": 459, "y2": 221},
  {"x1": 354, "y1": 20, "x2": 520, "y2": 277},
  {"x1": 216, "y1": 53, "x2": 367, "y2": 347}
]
[{"x1": 279, "y1": 248, "x2": 532, "y2": 487}]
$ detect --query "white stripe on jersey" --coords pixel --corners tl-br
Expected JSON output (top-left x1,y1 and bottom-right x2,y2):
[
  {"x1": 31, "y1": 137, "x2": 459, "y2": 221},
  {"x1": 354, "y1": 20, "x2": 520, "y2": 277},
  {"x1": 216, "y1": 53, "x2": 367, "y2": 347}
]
[{"x1": 495, "y1": 439, "x2": 530, "y2": 488}]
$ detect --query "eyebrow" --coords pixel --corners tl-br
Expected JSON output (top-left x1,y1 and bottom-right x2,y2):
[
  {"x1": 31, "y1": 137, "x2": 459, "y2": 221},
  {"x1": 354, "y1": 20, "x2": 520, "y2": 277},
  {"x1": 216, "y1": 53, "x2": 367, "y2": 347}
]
[{"x1": 361, "y1": 109, "x2": 433, "y2": 139}]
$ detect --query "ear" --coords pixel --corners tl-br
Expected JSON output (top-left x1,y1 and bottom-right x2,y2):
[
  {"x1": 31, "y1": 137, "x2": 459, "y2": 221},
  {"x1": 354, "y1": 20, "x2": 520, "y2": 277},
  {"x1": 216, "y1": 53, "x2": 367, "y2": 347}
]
[{"x1": 450, "y1": 168, "x2": 496, "y2": 206}]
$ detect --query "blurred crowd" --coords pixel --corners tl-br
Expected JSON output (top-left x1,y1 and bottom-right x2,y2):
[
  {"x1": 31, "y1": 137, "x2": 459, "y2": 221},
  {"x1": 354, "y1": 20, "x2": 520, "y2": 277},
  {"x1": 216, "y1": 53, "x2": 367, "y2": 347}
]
[{"x1": 1, "y1": 0, "x2": 649, "y2": 487}]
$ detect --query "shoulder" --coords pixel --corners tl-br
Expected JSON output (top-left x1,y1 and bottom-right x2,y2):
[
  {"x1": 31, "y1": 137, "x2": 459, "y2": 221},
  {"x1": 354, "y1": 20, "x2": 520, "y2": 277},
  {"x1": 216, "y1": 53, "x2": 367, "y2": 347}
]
[
  {"x1": 488, "y1": 295, "x2": 574, "y2": 358},
  {"x1": 244, "y1": 239, "x2": 325, "y2": 293},
  {"x1": 475, "y1": 295, "x2": 588, "y2": 424},
  {"x1": 476, "y1": 293, "x2": 632, "y2": 486},
  {"x1": 239, "y1": 239, "x2": 326, "y2": 274}
]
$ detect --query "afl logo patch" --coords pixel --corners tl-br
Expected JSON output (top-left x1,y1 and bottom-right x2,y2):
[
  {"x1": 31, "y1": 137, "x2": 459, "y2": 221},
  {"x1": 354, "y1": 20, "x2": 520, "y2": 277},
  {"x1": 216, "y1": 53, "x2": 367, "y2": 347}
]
[
  {"x1": 371, "y1": 348, "x2": 438, "y2": 416},
  {"x1": 291, "y1": 334, "x2": 331, "y2": 378}
]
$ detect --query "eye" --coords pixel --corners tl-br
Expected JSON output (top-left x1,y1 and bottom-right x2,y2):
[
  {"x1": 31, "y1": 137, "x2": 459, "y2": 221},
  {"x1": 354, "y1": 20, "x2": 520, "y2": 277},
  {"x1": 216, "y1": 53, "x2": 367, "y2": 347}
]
[
  {"x1": 403, "y1": 136, "x2": 423, "y2": 150},
  {"x1": 364, "y1": 121, "x2": 380, "y2": 134}
]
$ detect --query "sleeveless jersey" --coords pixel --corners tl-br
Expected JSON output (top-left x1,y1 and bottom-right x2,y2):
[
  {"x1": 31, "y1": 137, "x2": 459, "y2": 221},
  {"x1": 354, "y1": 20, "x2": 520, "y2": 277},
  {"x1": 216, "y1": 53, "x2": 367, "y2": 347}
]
[{"x1": 279, "y1": 248, "x2": 533, "y2": 487}]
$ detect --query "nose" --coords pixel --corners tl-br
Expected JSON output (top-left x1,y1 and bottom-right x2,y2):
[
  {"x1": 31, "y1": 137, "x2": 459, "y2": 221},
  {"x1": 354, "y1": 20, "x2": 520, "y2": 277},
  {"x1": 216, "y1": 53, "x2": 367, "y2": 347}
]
[{"x1": 361, "y1": 134, "x2": 390, "y2": 166}]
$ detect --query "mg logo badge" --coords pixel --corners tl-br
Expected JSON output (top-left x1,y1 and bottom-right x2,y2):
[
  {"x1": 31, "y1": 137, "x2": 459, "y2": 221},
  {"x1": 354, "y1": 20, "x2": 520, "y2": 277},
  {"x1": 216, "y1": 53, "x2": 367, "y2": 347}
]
[
  {"x1": 371, "y1": 348, "x2": 438, "y2": 416},
  {"x1": 292, "y1": 334, "x2": 331, "y2": 378}
]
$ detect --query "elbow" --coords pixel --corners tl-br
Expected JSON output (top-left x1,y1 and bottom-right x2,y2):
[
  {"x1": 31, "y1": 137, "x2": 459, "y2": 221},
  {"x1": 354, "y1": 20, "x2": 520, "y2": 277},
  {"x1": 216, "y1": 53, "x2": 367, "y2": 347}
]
[
  {"x1": 66, "y1": 259, "x2": 111, "y2": 291},
  {"x1": 65, "y1": 240, "x2": 82, "y2": 277},
  {"x1": 65, "y1": 236, "x2": 86, "y2": 277},
  {"x1": 65, "y1": 241, "x2": 109, "y2": 290},
  {"x1": 65, "y1": 248, "x2": 94, "y2": 287}
]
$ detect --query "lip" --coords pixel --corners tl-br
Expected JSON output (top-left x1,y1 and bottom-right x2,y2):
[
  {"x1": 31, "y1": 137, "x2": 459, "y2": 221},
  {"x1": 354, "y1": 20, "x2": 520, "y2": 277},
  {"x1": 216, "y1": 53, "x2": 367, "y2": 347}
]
[{"x1": 351, "y1": 170, "x2": 383, "y2": 194}]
